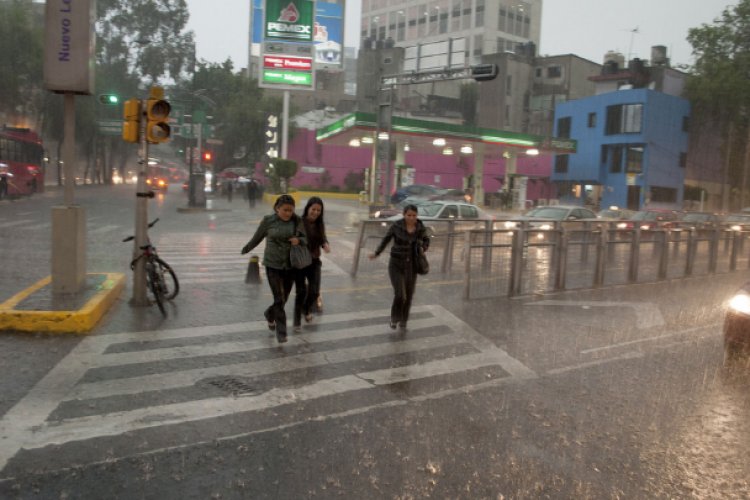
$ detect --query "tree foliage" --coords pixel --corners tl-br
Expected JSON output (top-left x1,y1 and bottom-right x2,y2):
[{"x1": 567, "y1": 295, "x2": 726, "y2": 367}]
[
  {"x1": 686, "y1": 0, "x2": 750, "y2": 121},
  {"x1": 0, "y1": 1, "x2": 43, "y2": 125}
]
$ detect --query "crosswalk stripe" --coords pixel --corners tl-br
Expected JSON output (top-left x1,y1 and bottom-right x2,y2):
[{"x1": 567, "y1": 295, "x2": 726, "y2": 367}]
[
  {"x1": 88, "y1": 224, "x2": 120, "y2": 235},
  {"x1": 29, "y1": 350, "x2": 504, "y2": 449},
  {"x1": 69, "y1": 330, "x2": 457, "y2": 400},
  {"x1": 0, "y1": 219, "x2": 34, "y2": 229}
]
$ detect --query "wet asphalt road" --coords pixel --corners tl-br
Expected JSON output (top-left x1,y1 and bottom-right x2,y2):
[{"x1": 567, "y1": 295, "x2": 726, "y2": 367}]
[{"x1": 0, "y1": 185, "x2": 749, "y2": 499}]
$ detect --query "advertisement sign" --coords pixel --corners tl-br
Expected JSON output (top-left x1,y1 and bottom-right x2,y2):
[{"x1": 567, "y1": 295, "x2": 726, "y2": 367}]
[
  {"x1": 265, "y1": 114, "x2": 280, "y2": 160},
  {"x1": 262, "y1": 70, "x2": 313, "y2": 86},
  {"x1": 43, "y1": 0, "x2": 96, "y2": 94},
  {"x1": 253, "y1": 0, "x2": 342, "y2": 67},
  {"x1": 264, "y1": 0, "x2": 314, "y2": 42},
  {"x1": 263, "y1": 55, "x2": 313, "y2": 71}
]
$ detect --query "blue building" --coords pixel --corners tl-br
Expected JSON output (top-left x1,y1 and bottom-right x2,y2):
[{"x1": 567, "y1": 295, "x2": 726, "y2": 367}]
[{"x1": 551, "y1": 88, "x2": 690, "y2": 210}]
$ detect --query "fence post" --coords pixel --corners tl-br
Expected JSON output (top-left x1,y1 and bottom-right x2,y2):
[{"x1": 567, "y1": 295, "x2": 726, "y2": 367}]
[
  {"x1": 628, "y1": 227, "x2": 641, "y2": 283},
  {"x1": 509, "y1": 227, "x2": 524, "y2": 297},
  {"x1": 730, "y1": 230, "x2": 739, "y2": 271},
  {"x1": 684, "y1": 229, "x2": 696, "y2": 276},
  {"x1": 442, "y1": 220, "x2": 455, "y2": 273},
  {"x1": 593, "y1": 226, "x2": 607, "y2": 287},
  {"x1": 657, "y1": 230, "x2": 668, "y2": 280},
  {"x1": 482, "y1": 220, "x2": 492, "y2": 272},
  {"x1": 709, "y1": 228, "x2": 719, "y2": 273},
  {"x1": 580, "y1": 221, "x2": 590, "y2": 264},
  {"x1": 463, "y1": 230, "x2": 472, "y2": 299},
  {"x1": 672, "y1": 229, "x2": 682, "y2": 258},
  {"x1": 554, "y1": 228, "x2": 567, "y2": 291},
  {"x1": 351, "y1": 220, "x2": 368, "y2": 277}
]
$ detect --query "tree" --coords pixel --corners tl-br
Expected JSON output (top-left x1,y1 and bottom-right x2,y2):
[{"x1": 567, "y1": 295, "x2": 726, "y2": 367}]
[
  {"x1": 0, "y1": 1, "x2": 43, "y2": 125},
  {"x1": 686, "y1": 0, "x2": 750, "y2": 209},
  {"x1": 266, "y1": 158, "x2": 298, "y2": 193}
]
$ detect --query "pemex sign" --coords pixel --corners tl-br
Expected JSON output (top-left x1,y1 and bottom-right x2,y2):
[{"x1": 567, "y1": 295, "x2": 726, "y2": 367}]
[{"x1": 265, "y1": 0, "x2": 314, "y2": 42}]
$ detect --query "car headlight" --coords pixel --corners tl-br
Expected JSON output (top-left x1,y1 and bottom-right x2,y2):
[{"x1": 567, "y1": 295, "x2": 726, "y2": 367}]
[
  {"x1": 374, "y1": 211, "x2": 381, "y2": 218},
  {"x1": 616, "y1": 222, "x2": 627, "y2": 229},
  {"x1": 504, "y1": 221, "x2": 517, "y2": 229},
  {"x1": 731, "y1": 224, "x2": 741, "y2": 231},
  {"x1": 729, "y1": 292, "x2": 750, "y2": 315},
  {"x1": 640, "y1": 224, "x2": 651, "y2": 230},
  {"x1": 539, "y1": 223, "x2": 552, "y2": 231}
]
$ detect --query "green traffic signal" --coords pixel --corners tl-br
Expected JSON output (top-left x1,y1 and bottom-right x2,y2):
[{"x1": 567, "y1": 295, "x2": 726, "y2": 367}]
[{"x1": 99, "y1": 94, "x2": 120, "y2": 105}]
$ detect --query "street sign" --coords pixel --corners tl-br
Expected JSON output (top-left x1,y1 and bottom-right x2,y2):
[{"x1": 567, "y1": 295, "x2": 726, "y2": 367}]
[
  {"x1": 262, "y1": 69, "x2": 313, "y2": 86},
  {"x1": 97, "y1": 119, "x2": 122, "y2": 136},
  {"x1": 263, "y1": 55, "x2": 313, "y2": 71}
]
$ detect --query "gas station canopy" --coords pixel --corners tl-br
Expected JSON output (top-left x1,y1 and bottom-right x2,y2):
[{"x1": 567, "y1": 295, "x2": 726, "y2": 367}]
[{"x1": 316, "y1": 111, "x2": 577, "y2": 156}]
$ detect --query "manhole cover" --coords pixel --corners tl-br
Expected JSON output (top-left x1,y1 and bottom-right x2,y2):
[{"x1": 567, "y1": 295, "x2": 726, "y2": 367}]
[{"x1": 203, "y1": 377, "x2": 264, "y2": 396}]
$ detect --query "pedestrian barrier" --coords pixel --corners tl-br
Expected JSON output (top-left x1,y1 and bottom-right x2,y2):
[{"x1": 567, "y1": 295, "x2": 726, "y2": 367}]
[{"x1": 351, "y1": 219, "x2": 750, "y2": 299}]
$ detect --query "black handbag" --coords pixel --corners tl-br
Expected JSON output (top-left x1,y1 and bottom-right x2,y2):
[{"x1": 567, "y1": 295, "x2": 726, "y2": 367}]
[
  {"x1": 415, "y1": 244, "x2": 429, "y2": 275},
  {"x1": 290, "y1": 244, "x2": 312, "y2": 269}
]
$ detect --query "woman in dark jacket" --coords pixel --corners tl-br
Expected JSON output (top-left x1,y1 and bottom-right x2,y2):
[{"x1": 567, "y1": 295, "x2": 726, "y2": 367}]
[
  {"x1": 241, "y1": 194, "x2": 306, "y2": 343},
  {"x1": 293, "y1": 197, "x2": 330, "y2": 332},
  {"x1": 369, "y1": 204, "x2": 430, "y2": 330}
]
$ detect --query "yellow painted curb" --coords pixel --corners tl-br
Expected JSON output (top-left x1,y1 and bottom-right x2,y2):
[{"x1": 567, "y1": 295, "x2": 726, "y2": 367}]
[
  {"x1": 261, "y1": 190, "x2": 361, "y2": 206},
  {"x1": 0, "y1": 273, "x2": 126, "y2": 334}
]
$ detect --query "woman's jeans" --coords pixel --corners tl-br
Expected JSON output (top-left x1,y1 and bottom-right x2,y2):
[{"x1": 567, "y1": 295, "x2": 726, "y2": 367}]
[
  {"x1": 264, "y1": 266, "x2": 295, "y2": 334},
  {"x1": 388, "y1": 258, "x2": 417, "y2": 325},
  {"x1": 294, "y1": 259, "x2": 322, "y2": 326}
]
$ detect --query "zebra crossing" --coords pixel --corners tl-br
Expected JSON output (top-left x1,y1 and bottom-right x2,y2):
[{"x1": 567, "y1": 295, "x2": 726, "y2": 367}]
[
  {"x1": 153, "y1": 232, "x2": 350, "y2": 285},
  {"x1": 0, "y1": 305, "x2": 536, "y2": 474}
]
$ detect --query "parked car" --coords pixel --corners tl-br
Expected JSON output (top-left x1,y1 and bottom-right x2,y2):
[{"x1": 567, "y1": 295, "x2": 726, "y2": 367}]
[
  {"x1": 678, "y1": 211, "x2": 722, "y2": 230},
  {"x1": 371, "y1": 197, "x2": 428, "y2": 219},
  {"x1": 385, "y1": 200, "x2": 493, "y2": 236},
  {"x1": 724, "y1": 281, "x2": 750, "y2": 357},
  {"x1": 724, "y1": 213, "x2": 750, "y2": 231},
  {"x1": 506, "y1": 205, "x2": 598, "y2": 229},
  {"x1": 596, "y1": 207, "x2": 636, "y2": 220},
  {"x1": 615, "y1": 209, "x2": 682, "y2": 231},
  {"x1": 390, "y1": 184, "x2": 440, "y2": 203}
]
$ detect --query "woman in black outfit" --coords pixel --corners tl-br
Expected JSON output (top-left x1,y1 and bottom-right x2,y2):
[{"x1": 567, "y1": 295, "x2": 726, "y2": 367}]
[
  {"x1": 369, "y1": 204, "x2": 430, "y2": 330},
  {"x1": 293, "y1": 197, "x2": 330, "y2": 332}
]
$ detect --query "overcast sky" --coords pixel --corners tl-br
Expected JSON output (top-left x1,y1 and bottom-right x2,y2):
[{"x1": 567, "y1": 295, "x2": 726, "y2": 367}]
[{"x1": 185, "y1": 0, "x2": 732, "y2": 69}]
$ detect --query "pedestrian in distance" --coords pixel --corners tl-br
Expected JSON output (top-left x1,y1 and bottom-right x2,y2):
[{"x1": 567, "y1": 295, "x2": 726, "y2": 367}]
[
  {"x1": 241, "y1": 194, "x2": 307, "y2": 343},
  {"x1": 369, "y1": 204, "x2": 430, "y2": 331},
  {"x1": 247, "y1": 179, "x2": 258, "y2": 209},
  {"x1": 293, "y1": 197, "x2": 330, "y2": 332},
  {"x1": 226, "y1": 180, "x2": 233, "y2": 202}
]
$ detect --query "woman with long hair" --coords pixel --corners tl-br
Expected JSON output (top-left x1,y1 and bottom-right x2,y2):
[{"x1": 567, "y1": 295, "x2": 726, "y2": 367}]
[
  {"x1": 293, "y1": 196, "x2": 330, "y2": 332},
  {"x1": 369, "y1": 204, "x2": 430, "y2": 330},
  {"x1": 241, "y1": 194, "x2": 306, "y2": 343}
]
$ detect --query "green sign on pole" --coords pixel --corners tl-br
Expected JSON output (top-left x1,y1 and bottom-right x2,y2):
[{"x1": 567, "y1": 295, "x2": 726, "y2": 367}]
[
  {"x1": 264, "y1": 0, "x2": 314, "y2": 42},
  {"x1": 262, "y1": 69, "x2": 313, "y2": 86}
]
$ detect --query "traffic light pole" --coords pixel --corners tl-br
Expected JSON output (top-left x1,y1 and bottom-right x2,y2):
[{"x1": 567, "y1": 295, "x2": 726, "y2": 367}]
[{"x1": 132, "y1": 98, "x2": 150, "y2": 306}]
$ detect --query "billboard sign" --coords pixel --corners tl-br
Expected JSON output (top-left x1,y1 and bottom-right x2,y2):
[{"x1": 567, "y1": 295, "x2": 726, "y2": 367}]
[
  {"x1": 263, "y1": 55, "x2": 313, "y2": 71},
  {"x1": 264, "y1": 0, "x2": 314, "y2": 42},
  {"x1": 254, "y1": 0, "x2": 342, "y2": 68}
]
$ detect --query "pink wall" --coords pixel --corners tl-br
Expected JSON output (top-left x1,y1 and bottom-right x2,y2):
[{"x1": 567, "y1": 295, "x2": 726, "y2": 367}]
[{"x1": 285, "y1": 128, "x2": 557, "y2": 201}]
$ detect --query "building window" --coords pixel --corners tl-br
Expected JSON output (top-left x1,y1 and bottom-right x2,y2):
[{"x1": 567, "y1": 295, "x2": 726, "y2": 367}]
[
  {"x1": 650, "y1": 186, "x2": 677, "y2": 204},
  {"x1": 498, "y1": 7, "x2": 506, "y2": 32},
  {"x1": 473, "y1": 34, "x2": 483, "y2": 56},
  {"x1": 534, "y1": 67, "x2": 542, "y2": 78},
  {"x1": 626, "y1": 145, "x2": 644, "y2": 173},
  {"x1": 546, "y1": 66, "x2": 561, "y2": 78},
  {"x1": 605, "y1": 103, "x2": 643, "y2": 135},
  {"x1": 679, "y1": 152, "x2": 687, "y2": 168},
  {"x1": 506, "y1": 75, "x2": 512, "y2": 96},
  {"x1": 451, "y1": 0, "x2": 461, "y2": 31},
  {"x1": 587, "y1": 112, "x2": 596, "y2": 128},
  {"x1": 475, "y1": 0, "x2": 485, "y2": 27},
  {"x1": 555, "y1": 155, "x2": 569, "y2": 174},
  {"x1": 557, "y1": 117, "x2": 571, "y2": 138},
  {"x1": 462, "y1": 0, "x2": 472, "y2": 30},
  {"x1": 609, "y1": 145, "x2": 623, "y2": 173}
]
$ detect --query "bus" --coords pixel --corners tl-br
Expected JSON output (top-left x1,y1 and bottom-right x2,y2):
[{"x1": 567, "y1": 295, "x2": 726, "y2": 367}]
[{"x1": 0, "y1": 126, "x2": 45, "y2": 199}]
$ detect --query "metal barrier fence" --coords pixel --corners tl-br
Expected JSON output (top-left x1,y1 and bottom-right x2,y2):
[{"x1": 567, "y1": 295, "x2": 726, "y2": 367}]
[{"x1": 352, "y1": 219, "x2": 750, "y2": 299}]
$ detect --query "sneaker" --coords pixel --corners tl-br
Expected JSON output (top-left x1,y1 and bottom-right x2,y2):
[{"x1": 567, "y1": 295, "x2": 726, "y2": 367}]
[
  {"x1": 276, "y1": 331, "x2": 288, "y2": 343},
  {"x1": 390, "y1": 321, "x2": 397, "y2": 330},
  {"x1": 304, "y1": 313, "x2": 313, "y2": 323},
  {"x1": 267, "y1": 320, "x2": 276, "y2": 331},
  {"x1": 293, "y1": 325, "x2": 302, "y2": 333}
]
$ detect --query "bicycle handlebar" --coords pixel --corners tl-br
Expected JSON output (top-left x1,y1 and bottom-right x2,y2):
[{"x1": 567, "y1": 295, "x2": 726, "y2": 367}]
[{"x1": 122, "y1": 218, "x2": 160, "y2": 242}]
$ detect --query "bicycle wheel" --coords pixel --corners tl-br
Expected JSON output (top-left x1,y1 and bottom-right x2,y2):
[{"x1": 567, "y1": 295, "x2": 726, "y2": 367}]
[
  {"x1": 154, "y1": 257, "x2": 179, "y2": 300},
  {"x1": 146, "y1": 262, "x2": 166, "y2": 316}
]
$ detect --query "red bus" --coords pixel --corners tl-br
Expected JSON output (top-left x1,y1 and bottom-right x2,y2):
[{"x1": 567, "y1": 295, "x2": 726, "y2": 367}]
[{"x1": 0, "y1": 126, "x2": 45, "y2": 199}]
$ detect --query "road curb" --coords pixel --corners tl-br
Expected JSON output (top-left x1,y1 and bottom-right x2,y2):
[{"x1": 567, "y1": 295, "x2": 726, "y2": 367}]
[{"x1": 0, "y1": 273, "x2": 126, "y2": 334}]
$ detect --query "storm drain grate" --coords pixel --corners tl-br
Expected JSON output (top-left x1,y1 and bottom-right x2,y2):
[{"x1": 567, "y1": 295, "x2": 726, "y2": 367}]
[{"x1": 203, "y1": 376, "x2": 264, "y2": 397}]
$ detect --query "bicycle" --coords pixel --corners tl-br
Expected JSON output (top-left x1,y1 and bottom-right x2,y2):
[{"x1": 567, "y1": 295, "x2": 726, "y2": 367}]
[{"x1": 123, "y1": 218, "x2": 179, "y2": 316}]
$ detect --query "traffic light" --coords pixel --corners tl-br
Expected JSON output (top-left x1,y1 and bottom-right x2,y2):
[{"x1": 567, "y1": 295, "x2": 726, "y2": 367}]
[
  {"x1": 145, "y1": 86, "x2": 171, "y2": 144},
  {"x1": 470, "y1": 63, "x2": 498, "y2": 82},
  {"x1": 202, "y1": 150, "x2": 213, "y2": 163},
  {"x1": 98, "y1": 94, "x2": 120, "y2": 105},
  {"x1": 122, "y1": 98, "x2": 141, "y2": 143}
]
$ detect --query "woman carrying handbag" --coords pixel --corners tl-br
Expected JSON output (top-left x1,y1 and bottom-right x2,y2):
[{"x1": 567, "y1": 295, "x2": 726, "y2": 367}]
[{"x1": 369, "y1": 204, "x2": 430, "y2": 331}]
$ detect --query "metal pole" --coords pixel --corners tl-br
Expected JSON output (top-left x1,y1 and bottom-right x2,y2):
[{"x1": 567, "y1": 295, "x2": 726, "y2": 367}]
[
  {"x1": 132, "y1": 99, "x2": 149, "y2": 306},
  {"x1": 282, "y1": 90, "x2": 290, "y2": 158},
  {"x1": 188, "y1": 113, "x2": 195, "y2": 207},
  {"x1": 63, "y1": 93, "x2": 75, "y2": 205}
]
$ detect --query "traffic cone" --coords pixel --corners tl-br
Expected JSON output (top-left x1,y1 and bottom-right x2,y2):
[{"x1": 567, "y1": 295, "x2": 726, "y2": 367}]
[{"x1": 245, "y1": 255, "x2": 261, "y2": 284}]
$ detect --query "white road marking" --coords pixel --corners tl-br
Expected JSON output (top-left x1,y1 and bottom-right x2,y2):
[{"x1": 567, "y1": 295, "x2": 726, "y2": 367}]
[
  {"x1": 0, "y1": 305, "x2": 534, "y2": 471},
  {"x1": 579, "y1": 322, "x2": 721, "y2": 354},
  {"x1": 0, "y1": 219, "x2": 34, "y2": 229},
  {"x1": 88, "y1": 224, "x2": 120, "y2": 235},
  {"x1": 526, "y1": 299, "x2": 666, "y2": 329}
]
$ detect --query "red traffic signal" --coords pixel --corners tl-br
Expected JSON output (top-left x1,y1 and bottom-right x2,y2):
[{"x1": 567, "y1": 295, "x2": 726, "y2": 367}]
[{"x1": 202, "y1": 151, "x2": 213, "y2": 163}]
